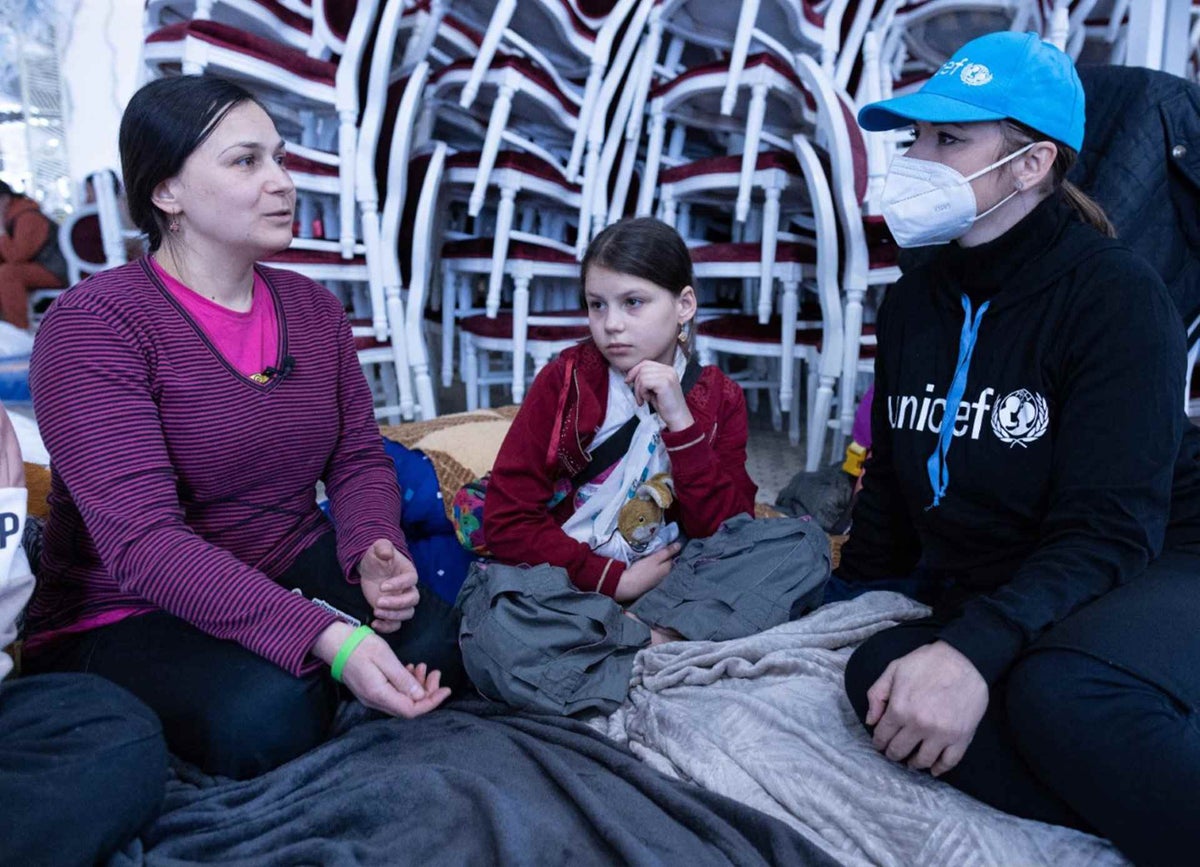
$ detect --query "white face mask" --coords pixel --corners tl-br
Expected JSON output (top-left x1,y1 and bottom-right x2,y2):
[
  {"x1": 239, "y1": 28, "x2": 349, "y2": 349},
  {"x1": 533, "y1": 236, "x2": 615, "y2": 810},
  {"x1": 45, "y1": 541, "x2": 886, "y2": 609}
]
[{"x1": 880, "y1": 142, "x2": 1035, "y2": 248}]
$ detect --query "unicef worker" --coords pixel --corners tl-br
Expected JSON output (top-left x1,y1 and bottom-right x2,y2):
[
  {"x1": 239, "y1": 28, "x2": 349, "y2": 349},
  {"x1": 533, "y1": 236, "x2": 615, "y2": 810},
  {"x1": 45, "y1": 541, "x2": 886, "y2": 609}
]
[{"x1": 837, "y1": 31, "x2": 1200, "y2": 863}]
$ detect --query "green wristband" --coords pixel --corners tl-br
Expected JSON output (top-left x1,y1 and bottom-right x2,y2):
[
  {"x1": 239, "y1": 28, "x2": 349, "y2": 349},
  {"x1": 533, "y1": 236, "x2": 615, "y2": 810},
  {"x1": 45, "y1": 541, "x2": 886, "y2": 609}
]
[{"x1": 330, "y1": 625, "x2": 374, "y2": 683}]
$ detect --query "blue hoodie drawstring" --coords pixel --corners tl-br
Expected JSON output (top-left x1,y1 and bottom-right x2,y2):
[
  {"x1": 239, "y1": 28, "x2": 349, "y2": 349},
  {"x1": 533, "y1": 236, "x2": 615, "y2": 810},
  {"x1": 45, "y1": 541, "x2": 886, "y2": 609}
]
[{"x1": 926, "y1": 294, "x2": 989, "y2": 509}]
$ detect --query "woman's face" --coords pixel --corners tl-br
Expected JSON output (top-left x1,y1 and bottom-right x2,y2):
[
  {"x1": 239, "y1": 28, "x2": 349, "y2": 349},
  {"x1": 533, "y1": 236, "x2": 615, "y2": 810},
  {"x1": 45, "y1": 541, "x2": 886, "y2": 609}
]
[
  {"x1": 904, "y1": 120, "x2": 1017, "y2": 219},
  {"x1": 158, "y1": 101, "x2": 295, "y2": 259},
  {"x1": 584, "y1": 265, "x2": 696, "y2": 373}
]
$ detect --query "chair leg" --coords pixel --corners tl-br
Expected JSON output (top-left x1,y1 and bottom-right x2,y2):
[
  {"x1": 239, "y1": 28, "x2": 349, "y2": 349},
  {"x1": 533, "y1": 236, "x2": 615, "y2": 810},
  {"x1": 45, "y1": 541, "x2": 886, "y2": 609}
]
[
  {"x1": 386, "y1": 289, "x2": 415, "y2": 421},
  {"x1": 511, "y1": 274, "x2": 531, "y2": 404},
  {"x1": 441, "y1": 265, "x2": 456, "y2": 388},
  {"x1": 469, "y1": 81, "x2": 515, "y2": 217},
  {"x1": 789, "y1": 359, "x2": 803, "y2": 447},
  {"x1": 461, "y1": 0, "x2": 514, "y2": 108},
  {"x1": 638, "y1": 101, "x2": 667, "y2": 217},
  {"x1": 778, "y1": 279, "x2": 797, "y2": 409},
  {"x1": 338, "y1": 108, "x2": 358, "y2": 260},
  {"x1": 464, "y1": 336, "x2": 480, "y2": 412},
  {"x1": 479, "y1": 348, "x2": 492, "y2": 409},
  {"x1": 807, "y1": 372, "x2": 836, "y2": 473},
  {"x1": 767, "y1": 360, "x2": 782, "y2": 431},
  {"x1": 759, "y1": 189, "x2": 781, "y2": 323},
  {"x1": 488, "y1": 187, "x2": 516, "y2": 316},
  {"x1": 721, "y1": 0, "x2": 759, "y2": 115},
  {"x1": 840, "y1": 286, "x2": 866, "y2": 437},
  {"x1": 737, "y1": 83, "x2": 768, "y2": 223}
]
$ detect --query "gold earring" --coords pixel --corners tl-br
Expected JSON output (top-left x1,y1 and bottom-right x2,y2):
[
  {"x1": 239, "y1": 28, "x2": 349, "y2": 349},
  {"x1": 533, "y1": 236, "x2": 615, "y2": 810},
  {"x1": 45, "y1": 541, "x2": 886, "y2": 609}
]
[
  {"x1": 168, "y1": 215, "x2": 181, "y2": 233},
  {"x1": 678, "y1": 324, "x2": 689, "y2": 344}
]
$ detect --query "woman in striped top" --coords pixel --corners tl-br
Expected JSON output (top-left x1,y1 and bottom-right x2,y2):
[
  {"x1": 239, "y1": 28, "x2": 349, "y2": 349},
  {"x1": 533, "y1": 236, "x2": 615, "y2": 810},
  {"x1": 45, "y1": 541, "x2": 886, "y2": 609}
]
[{"x1": 22, "y1": 76, "x2": 463, "y2": 779}]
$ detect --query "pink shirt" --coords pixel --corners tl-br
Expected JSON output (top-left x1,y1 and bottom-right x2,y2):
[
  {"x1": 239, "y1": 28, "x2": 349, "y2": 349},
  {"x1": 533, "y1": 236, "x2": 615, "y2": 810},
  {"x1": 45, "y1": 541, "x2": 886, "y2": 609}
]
[{"x1": 150, "y1": 257, "x2": 280, "y2": 378}]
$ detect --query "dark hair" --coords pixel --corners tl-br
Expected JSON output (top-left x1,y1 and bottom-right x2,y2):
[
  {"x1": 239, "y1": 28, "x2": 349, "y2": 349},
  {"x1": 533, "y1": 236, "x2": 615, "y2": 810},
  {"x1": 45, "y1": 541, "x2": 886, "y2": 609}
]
[
  {"x1": 119, "y1": 75, "x2": 264, "y2": 251},
  {"x1": 999, "y1": 120, "x2": 1116, "y2": 238},
  {"x1": 0, "y1": 180, "x2": 13, "y2": 198},
  {"x1": 581, "y1": 217, "x2": 696, "y2": 351}
]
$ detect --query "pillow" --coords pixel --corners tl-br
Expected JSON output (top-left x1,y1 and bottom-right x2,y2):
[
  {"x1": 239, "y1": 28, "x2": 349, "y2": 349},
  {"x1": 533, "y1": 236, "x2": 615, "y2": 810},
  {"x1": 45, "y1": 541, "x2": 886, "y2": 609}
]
[{"x1": 379, "y1": 407, "x2": 520, "y2": 521}]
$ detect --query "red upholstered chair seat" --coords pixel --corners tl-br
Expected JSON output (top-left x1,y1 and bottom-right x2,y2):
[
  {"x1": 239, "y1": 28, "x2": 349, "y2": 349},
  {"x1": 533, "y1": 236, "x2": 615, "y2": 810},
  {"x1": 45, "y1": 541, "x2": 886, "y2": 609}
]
[
  {"x1": 661, "y1": 150, "x2": 801, "y2": 184},
  {"x1": 284, "y1": 152, "x2": 338, "y2": 176},
  {"x1": 700, "y1": 315, "x2": 877, "y2": 356},
  {"x1": 263, "y1": 248, "x2": 367, "y2": 265},
  {"x1": 459, "y1": 311, "x2": 590, "y2": 342},
  {"x1": 651, "y1": 52, "x2": 811, "y2": 105},
  {"x1": 442, "y1": 238, "x2": 577, "y2": 264},
  {"x1": 691, "y1": 241, "x2": 816, "y2": 264},
  {"x1": 146, "y1": 20, "x2": 336, "y2": 83},
  {"x1": 446, "y1": 150, "x2": 582, "y2": 192},
  {"x1": 350, "y1": 318, "x2": 390, "y2": 351},
  {"x1": 69, "y1": 214, "x2": 106, "y2": 266},
  {"x1": 247, "y1": 0, "x2": 312, "y2": 33},
  {"x1": 432, "y1": 54, "x2": 581, "y2": 116}
]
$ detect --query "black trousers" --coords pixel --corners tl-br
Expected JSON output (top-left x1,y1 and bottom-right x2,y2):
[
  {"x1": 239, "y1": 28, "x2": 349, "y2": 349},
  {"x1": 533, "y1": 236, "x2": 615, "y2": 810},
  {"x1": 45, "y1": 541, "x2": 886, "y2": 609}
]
[
  {"x1": 0, "y1": 672, "x2": 167, "y2": 866},
  {"x1": 26, "y1": 532, "x2": 465, "y2": 780},
  {"x1": 844, "y1": 549, "x2": 1200, "y2": 866}
]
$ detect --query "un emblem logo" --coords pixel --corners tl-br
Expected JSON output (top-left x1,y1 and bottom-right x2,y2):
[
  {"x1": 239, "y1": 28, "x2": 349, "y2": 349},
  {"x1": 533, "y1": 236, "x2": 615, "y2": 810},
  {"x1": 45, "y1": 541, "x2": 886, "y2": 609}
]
[
  {"x1": 991, "y1": 389, "x2": 1049, "y2": 447},
  {"x1": 960, "y1": 64, "x2": 993, "y2": 86}
]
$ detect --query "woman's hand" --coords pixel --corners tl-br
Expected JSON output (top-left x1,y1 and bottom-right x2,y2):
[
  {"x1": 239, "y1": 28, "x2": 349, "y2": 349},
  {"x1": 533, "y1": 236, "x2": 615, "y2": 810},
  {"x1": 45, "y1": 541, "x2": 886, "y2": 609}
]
[
  {"x1": 625, "y1": 360, "x2": 694, "y2": 432},
  {"x1": 865, "y1": 640, "x2": 989, "y2": 777},
  {"x1": 359, "y1": 539, "x2": 419, "y2": 634},
  {"x1": 312, "y1": 621, "x2": 450, "y2": 718},
  {"x1": 614, "y1": 542, "x2": 681, "y2": 602}
]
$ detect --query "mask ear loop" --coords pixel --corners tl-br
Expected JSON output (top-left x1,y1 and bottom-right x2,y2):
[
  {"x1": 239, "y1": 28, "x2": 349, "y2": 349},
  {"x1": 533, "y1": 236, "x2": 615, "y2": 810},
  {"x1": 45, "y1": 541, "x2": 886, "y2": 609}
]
[{"x1": 966, "y1": 142, "x2": 1037, "y2": 223}]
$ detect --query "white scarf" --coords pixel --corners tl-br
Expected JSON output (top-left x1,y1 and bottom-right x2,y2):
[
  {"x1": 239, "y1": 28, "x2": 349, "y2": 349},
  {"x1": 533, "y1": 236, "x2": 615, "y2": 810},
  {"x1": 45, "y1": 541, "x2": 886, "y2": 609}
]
[{"x1": 561, "y1": 350, "x2": 686, "y2": 563}]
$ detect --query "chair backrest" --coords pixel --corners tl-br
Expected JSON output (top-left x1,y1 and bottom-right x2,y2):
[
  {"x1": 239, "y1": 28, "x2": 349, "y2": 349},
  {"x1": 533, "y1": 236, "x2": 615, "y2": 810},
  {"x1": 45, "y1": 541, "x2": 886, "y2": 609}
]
[
  {"x1": 59, "y1": 208, "x2": 108, "y2": 286},
  {"x1": 378, "y1": 63, "x2": 434, "y2": 293},
  {"x1": 405, "y1": 141, "x2": 449, "y2": 367},
  {"x1": 794, "y1": 52, "x2": 874, "y2": 290},
  {"x1": 85, "y1": 169, "x2": 131, "y2": 270},
  {"x1": 790, "y1": 132, "x2": 845, "y2": 379}
]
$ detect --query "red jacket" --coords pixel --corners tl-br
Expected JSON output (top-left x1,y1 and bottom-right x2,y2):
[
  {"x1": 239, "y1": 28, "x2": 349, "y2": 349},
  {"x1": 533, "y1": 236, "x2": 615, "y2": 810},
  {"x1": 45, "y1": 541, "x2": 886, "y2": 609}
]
[{"x1": 485, "y1": 340, "x2": 757, "y2": 596}]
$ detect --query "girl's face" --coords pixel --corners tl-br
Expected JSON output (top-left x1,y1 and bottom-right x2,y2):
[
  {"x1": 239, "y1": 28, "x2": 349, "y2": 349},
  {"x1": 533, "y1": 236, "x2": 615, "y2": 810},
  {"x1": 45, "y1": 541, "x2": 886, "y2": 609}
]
[
  {"x1": 584, "y1": 265, "x2": 697, "y2": 373},
  {"x1": 154, "y1": 101, "x2": 296, "y2": 260}
]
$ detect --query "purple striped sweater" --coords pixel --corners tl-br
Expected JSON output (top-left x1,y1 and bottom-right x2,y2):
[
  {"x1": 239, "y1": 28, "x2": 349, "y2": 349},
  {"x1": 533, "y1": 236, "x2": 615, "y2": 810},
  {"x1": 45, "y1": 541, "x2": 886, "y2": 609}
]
[{"x1": 25, "y1": 258, "x2": 408, "y2": 675}]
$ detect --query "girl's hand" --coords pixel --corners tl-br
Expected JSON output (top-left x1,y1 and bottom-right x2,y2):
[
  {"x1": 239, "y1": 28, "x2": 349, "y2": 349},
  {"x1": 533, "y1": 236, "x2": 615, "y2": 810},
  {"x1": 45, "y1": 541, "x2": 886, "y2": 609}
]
[
  {"x1": 0, "y1": 405, "x2": 25, "y2": 489},
  {"x1": 865, "y1": 640, "x2": 989, "y2": 777},
  {"x1": 625, "y1": 360, "x2": 694, "y2": 432},
  {"x1": 359, "y1": 539, "x2": 420, "y2": 633},
  {"x1": 312, "y1": 622, "x2": 451, "y2": 718},
  {"x1": 614, "y1": 542, "x2": 681, "y2": 602}
]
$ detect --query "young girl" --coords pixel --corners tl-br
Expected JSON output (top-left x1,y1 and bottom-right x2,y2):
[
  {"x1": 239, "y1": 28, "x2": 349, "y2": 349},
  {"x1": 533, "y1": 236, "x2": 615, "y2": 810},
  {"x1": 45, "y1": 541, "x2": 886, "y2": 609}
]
[
  {"x1": 839, "y1": 31, "x2": 1200, "y2": 863},
  {"x1": 458, "y1": 218, "x2": 829, "y2": 716},
  {"x1": 483, "y1": 217, "x2": 756, "y2": 604}
]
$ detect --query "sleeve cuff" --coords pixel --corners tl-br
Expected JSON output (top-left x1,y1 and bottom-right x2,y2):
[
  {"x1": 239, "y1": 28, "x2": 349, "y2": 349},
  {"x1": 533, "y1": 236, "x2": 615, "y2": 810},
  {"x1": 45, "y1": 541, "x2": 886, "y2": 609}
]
[
  {"x1": 935, "y1": 606, "x2": 1027, "y2": 687},
  {"x1": 661, "y1": 420, "x2": 714, "y2": 473},
  {"x1": 574, "y1": 555, "x2": 626, "y2": 597}
]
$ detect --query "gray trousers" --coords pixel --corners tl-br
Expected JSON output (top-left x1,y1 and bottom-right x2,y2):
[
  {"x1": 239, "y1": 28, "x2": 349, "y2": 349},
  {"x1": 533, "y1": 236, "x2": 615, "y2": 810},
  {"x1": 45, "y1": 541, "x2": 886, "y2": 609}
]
[{"x1": 457, "y1": 514, "x2": 830, "y2": 715}]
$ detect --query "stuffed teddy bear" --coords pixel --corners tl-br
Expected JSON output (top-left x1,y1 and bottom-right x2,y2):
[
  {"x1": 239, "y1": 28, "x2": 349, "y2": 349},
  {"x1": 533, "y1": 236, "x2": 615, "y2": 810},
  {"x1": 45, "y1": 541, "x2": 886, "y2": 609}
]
[{"x1": 617, "y1": 473, "x2": 674, "y2": 554}]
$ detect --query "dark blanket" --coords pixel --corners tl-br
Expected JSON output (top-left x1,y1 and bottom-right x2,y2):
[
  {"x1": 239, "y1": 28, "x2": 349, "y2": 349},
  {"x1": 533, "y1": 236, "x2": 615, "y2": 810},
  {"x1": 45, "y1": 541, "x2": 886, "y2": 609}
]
[{"x1": 113, "y1": 700, "x2": 835, "y2": 866}]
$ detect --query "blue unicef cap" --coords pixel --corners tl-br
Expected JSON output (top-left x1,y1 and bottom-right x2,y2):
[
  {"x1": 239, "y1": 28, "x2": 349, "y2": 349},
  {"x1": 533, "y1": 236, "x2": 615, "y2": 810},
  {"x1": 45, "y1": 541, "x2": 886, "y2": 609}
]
[{"x1": 858, "y1": 31, "x2": 1084, "y2": 151}]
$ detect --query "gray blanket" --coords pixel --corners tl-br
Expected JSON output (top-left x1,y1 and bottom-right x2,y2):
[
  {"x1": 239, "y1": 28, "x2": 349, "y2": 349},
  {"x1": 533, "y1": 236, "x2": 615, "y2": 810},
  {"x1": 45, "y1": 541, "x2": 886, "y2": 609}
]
[
  {"x1": 598, "y1": 592, "x2": 1130, "y2": 867},
  {"x1": 113, "y1": 700, "x2": 836, "y2": 866}
]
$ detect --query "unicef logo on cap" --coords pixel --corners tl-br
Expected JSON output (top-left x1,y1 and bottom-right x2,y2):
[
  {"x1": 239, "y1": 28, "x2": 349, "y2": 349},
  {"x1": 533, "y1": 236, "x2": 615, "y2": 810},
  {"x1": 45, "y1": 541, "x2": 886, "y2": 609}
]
[{"x1": 960, "y1": 63, "x2": 993, "y2": 86}]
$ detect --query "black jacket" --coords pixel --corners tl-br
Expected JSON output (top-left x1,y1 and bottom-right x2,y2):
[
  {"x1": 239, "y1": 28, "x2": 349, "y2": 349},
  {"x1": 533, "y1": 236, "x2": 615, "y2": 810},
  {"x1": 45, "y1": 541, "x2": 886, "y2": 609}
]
[
  {"x1": 1071, "y1": 65, "x2": 1200, "y2": 343},
  {"x1": 839, "y1": 193, "x2": 1200, "y2": 685}
]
